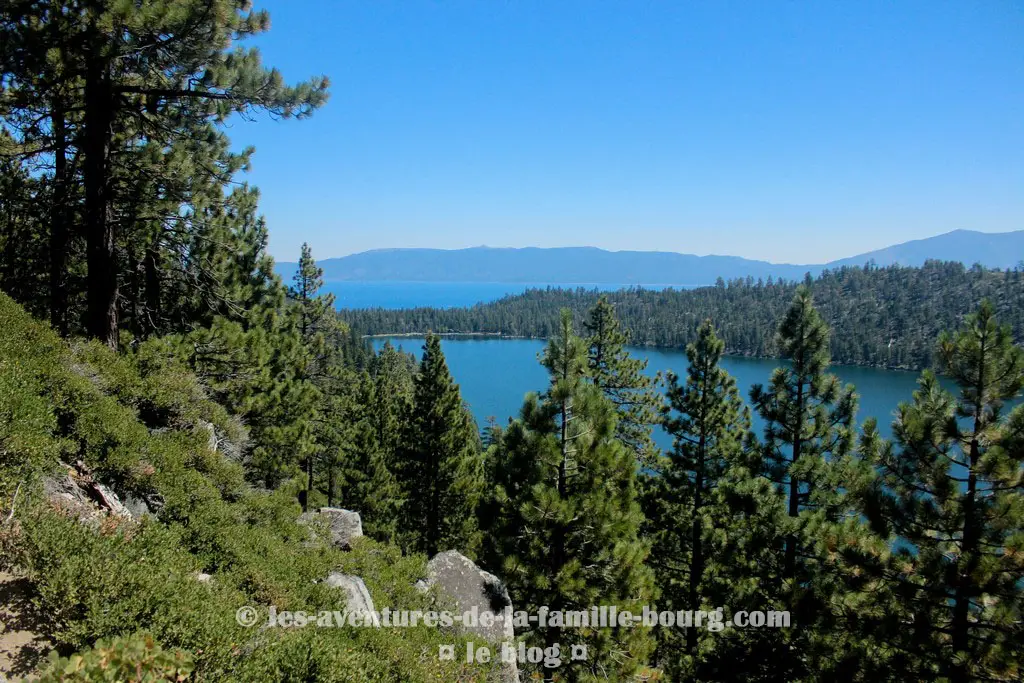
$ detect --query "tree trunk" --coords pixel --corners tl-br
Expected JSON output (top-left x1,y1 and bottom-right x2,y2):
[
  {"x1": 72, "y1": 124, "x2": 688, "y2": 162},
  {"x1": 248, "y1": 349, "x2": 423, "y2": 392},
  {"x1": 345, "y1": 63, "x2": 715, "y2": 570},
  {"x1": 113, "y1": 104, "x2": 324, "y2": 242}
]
[
  {"x1": 49, "y1": 102, "x2": 69, "y2": 335},
  {"x1": 785, "y1": 380, "x2": 804, "y2": 580},
  {"x1": 951, "y1": 338, "x2": 985, "y2": 683},
  {"x1": 305, "y1": 455, "x2": 315, "y2": 512},
  {"x1": 688, "y1": 431, "x2": 706, "y2": 653},
  {"x1": 327, "y1": 462, "x2": 336, "y2": 507},
  {"x1": 83, "y1": 50, "x2": 118, "y2": 348},
  {"x1": 142, "y1": 239, "x2": 161, "y2": 336}
]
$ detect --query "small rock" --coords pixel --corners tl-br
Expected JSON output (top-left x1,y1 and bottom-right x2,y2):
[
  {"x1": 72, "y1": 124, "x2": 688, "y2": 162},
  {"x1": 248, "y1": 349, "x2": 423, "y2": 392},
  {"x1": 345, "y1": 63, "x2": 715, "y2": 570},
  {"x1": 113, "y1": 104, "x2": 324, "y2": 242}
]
[
  {"x1": 195, "y1": 573, "x2": 213, "y2": 584},
  {"x1": 325, "y1": 573, "x2": 379, "y2": 626}
]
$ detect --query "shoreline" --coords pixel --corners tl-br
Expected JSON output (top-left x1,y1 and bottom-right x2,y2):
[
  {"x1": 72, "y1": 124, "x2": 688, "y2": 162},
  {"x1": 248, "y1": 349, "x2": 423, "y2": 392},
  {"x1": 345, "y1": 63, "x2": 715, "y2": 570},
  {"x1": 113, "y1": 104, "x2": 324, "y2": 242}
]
[{"x1": 361, "y1": 332, "x2": 924, "y2": 373}]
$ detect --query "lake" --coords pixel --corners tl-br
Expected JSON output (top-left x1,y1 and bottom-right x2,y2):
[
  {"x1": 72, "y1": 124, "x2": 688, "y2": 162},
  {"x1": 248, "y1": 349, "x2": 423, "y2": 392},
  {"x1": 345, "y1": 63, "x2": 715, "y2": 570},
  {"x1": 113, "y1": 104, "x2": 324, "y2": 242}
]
[
  {"x1": 371, "y1": 336, "x2": 942, "y2": 448},
  {"x1": 324, "y1": 280, "x2": 689, "y2": 309}
]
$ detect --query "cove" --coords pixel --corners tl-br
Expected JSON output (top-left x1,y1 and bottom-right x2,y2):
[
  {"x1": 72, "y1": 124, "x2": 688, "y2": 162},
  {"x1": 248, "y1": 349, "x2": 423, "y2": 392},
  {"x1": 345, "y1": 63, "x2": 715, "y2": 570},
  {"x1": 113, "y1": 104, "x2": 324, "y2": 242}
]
[{"x1": 371, "y1": 336, "x2": 947, "y2": 449}]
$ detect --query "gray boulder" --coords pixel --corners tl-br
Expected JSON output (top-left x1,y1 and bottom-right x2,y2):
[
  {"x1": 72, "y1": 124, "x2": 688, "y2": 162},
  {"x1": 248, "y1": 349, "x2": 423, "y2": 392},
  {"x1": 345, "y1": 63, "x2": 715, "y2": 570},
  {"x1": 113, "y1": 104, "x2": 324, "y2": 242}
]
[
  {"x1": 325, "y1": 573, "x2": 378, "y2": 626},
  {"x1": 424, "y1": 551, "x2": 513, "y2": 642},
  {"x1": 423, "y1": 551, "x2": 518, "y2": 682},
  {"x1": 300, "y1": 507, "x2": 363, "y2": 550}
]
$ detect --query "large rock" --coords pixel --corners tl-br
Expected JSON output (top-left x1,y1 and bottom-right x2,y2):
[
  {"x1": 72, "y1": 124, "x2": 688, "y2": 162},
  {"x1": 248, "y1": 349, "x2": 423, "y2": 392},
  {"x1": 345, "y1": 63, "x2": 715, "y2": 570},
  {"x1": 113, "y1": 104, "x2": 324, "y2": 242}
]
[
  {"x1": 423, "y1": 551, "x2": 518, "y2": 682},
  {"x1": 424, "y1": 551, "x2": 513, "y2": 642},
  {"x1": 325, "y1": 573, "x2": 378, "y2": 626},
  {"x1": 300, "y1": 508, "x2": 363, "y2": 550}
]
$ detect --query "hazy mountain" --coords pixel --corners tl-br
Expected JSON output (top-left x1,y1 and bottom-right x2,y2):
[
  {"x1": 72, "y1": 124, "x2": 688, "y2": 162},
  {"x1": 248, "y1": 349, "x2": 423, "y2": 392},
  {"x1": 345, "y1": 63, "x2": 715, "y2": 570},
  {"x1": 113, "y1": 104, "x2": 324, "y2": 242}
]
[
  {"x1": 825, "y1": 229, "x2": 1024, "y2": 270},
  {"x1": 276, "y1": 229, "x2": 1023, "y2": 285}
]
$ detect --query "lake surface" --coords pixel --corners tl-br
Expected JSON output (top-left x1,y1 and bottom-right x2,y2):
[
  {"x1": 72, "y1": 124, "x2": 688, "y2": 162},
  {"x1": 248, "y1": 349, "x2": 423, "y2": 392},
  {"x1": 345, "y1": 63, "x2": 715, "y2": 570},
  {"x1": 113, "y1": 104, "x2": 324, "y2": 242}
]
[
  {"x1": 325, "y1": 281, "x2": 689, "y2": 309},
  {"x1": 371, "y1": 336, "x2": 943, "y2": 448}
]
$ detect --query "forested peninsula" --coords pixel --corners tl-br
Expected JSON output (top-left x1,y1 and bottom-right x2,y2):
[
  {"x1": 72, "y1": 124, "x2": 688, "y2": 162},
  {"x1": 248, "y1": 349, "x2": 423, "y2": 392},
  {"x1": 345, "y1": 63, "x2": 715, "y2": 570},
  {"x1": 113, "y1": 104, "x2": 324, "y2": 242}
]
[{"x1": 344, "y1": 261, "x2": 1024, "y2": 370}]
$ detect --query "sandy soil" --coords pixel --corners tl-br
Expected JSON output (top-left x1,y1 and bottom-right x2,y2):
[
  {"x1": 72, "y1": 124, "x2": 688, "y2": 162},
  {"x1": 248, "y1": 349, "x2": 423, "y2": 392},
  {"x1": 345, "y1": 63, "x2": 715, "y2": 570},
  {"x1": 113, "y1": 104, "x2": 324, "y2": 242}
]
[{"x1": 0, "y1": 570, "x2": 52, "y2": 680}]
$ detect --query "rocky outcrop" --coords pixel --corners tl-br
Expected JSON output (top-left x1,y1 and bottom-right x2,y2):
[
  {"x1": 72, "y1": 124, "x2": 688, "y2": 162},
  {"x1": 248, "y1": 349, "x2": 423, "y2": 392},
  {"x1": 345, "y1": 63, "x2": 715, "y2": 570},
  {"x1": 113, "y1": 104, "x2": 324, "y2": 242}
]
[
  {"x1": 325, "y1": 573, "x2": 378, "y2": 626},
  {"x1": 42, "y1": 463, "x2": 134, "y2": 526},
  {"x1": 422, "y1": 551, "x2": 518, "y2": 682},
  {"x1": 299, "y1": 508, "x2": 363, "y2": 550}
]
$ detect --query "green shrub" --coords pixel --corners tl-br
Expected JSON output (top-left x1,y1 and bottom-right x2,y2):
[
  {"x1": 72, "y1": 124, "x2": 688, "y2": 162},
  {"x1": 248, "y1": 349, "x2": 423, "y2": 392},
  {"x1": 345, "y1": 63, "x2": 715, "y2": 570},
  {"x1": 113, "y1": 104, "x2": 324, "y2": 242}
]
[
  {"x1": 0, "y1": 293, "x2": 496, "y2": 681},
  {"x1": 32, "y1": 633, "x2": 193, "y2": 682}
]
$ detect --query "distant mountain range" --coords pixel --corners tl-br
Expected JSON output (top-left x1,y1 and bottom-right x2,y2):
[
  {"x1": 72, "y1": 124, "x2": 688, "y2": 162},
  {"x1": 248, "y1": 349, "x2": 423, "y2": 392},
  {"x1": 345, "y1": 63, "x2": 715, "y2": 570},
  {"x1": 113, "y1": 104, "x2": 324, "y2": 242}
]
[{"x1": 276, "y1": 229, "x2": 1024, "y2": 286}]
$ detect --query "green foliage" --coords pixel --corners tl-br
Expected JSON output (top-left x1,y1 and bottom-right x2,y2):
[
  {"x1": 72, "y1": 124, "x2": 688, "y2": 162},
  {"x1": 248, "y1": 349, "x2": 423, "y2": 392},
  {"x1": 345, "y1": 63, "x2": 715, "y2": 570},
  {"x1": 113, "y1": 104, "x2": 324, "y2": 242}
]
[
  {"x1": 0, "y1": 0, "x2": 329, "y2": 346},
  {"x1": 846, "y1": 301, "x2": 1024, "y2": 682},
  {"x1": 0, "y1": 292, "x2": 493, "y2": 682},
  {"x1": 34, "y1": 634, "x2": 193, "y2": 683},
  {"x1": 344, "y1": 261, "x2": 1024, "y2": 370},
  {"x1": 398, "y1": 333, "x2": 483, "y2": 557},
  {"x1": 746, "y1": 286, "x2": 864, "y2": 678},
  {"x1": 584, "y1": 295, "x2": 662, "y2": 466},
  {"x1": 641, "y1": 320, "x2": 771, "y2": 677},
  {"x1": 750, "y1": 286, "x2": 858, "y2": 579},
  {"x1": 483, "y1": 310, "x2": 654, "y2": 681}
]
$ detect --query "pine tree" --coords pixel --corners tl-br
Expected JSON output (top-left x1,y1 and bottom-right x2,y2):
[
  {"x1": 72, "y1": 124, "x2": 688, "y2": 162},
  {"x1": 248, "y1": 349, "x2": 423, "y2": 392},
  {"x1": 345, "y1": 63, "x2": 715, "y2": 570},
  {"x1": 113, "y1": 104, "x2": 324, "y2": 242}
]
[
  {"x1": 485, "y1": 310, "x2": 654, "y2": 682},
  {"x1": 642, "y1": 320, "x2": 754, "y2": 674},
  {"x1": 287, "y1": 243, "x2": 344, "y2": 510},
  {"x1": 369, "y1": 341, "x2": 416, "y2": 468},
  {"x1": 329, "y1": 371, "x2": 402, "y2": 542},
  {"x1": 750, "y1": 285, "x2": 858, "y2": 581},
  {"x1": 745, "y1": 286, "x2": 862, "y2": 680},
  {"x1": 1, "y1": 0, "x2": 329, "y2": 347},
  {"x1": 399, "y1": 333, "x2": 483, "y2": 557},
  {"x1": 290, "y1": 243, "x2": 337, "y2": 359},
  {"x1": 584, "y1": 295, "x2": 661, "y2": 465},
  {"x1": 849, "y1": 301, "x2": 1024, "y2": 682}
]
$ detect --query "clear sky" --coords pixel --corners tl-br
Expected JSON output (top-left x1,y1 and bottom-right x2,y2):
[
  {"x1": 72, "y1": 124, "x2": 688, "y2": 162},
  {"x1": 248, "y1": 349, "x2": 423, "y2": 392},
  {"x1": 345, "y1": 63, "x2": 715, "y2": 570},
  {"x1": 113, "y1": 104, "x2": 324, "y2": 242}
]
[{"x1": 237, "y1": 0, "x2": 1024, "y2": 264}]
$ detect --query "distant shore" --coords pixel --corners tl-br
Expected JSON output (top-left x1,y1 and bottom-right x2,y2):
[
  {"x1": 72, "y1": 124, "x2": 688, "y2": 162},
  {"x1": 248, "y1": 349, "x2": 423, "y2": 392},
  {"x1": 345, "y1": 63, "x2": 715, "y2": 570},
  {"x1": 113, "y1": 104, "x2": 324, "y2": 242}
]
[
  {"x1": 362, "y1": 331, "x2": 922, "y2": 372},
  {"x1": 363, "y1": 331, "x2": 533, "y2": 340}
]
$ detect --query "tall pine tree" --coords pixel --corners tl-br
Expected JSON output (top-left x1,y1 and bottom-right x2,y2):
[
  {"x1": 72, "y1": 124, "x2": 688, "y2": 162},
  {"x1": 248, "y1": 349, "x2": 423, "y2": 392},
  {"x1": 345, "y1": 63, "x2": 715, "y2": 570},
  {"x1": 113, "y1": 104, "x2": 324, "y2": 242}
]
[
  {"x1": 750, "y1": 285, "x2": 858, "y2": 581},
  {"x1": 849, "y1": 301, "x2": 1024, "y2": 681},
  {"x1": 485, "y1": 310, "x2": 654, "y2": 682},
  {"x1": 747, "y1": 286, "x2": 861, "y2": 679},
  {"x1": 0, "y1": 0, "x2": 329, "y2": 346},
  {"x1": 643, "y1": 321, "x2": 752, "y2": 668},
  {"x1": 642, "y1": 320, "x2": 792, "y2": 681},
  {"x1": 584, "y1": 295, "x2": 661, "y2": 466},
  {"x1": 399, "y1": 333, "x2": 483, "y2": 557}
]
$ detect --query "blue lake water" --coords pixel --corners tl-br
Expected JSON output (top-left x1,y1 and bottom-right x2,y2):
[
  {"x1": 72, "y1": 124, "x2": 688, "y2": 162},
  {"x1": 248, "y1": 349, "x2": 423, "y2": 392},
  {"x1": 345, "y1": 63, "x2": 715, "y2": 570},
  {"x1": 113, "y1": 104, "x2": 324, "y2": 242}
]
[
  {"x1": 325, "y1": 281, "x2": 688, "y2": 309},
  {"x1": 371, "y1": 336, "x2": 947, "y2": 449}
]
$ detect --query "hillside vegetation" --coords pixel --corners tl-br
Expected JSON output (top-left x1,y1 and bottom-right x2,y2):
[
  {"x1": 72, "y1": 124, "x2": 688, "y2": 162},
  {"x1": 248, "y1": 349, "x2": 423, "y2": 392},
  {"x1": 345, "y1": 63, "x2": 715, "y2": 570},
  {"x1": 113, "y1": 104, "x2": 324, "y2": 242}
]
[{"x1": 0, "y1": 291, "x2": 492, "y2": 681}]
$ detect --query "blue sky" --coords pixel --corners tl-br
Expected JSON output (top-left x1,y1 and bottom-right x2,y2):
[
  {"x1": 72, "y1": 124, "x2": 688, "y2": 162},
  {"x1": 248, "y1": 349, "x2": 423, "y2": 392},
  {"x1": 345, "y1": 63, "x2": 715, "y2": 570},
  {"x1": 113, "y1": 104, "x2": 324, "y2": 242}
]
[{"x1": 237, "y1": 1, "x2": 1023, "y2": 264}]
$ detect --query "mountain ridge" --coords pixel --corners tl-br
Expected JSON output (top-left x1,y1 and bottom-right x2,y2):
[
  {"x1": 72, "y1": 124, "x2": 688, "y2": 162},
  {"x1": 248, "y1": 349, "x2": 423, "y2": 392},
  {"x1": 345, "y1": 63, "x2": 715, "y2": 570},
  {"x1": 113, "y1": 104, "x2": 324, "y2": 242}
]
[{"x1": 276, "y1": 229, "x2": 1024, "y2": 285}]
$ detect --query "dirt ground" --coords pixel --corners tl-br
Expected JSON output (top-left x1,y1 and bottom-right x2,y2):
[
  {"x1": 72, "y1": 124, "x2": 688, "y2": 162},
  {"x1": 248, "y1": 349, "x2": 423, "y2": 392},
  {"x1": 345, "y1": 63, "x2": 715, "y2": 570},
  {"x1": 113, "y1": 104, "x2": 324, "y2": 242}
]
[{"x1": 0, "y1": 570, "x2": 52, "y2": 681}]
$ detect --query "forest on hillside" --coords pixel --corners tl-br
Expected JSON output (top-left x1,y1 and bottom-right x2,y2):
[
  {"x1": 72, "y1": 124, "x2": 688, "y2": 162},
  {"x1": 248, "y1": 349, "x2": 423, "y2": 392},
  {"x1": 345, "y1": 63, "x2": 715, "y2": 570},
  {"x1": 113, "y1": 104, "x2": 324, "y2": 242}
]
[{"x1": 343, "y1": 261, "x2": 1024, "y2": 370}]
